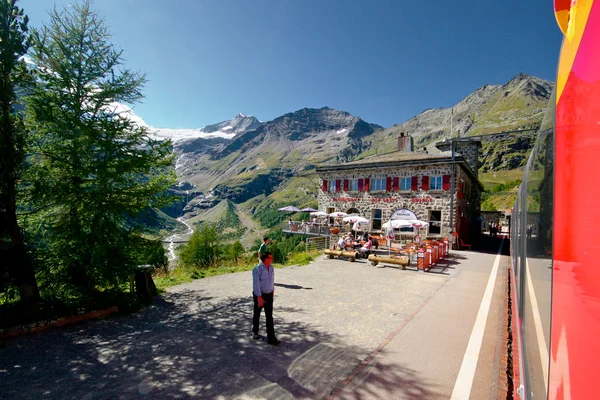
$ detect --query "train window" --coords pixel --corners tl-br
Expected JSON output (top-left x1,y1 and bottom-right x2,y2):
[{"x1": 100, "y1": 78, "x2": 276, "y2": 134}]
[{"x1": 514, "y1": 88, "x2": 555, "y2": 399}]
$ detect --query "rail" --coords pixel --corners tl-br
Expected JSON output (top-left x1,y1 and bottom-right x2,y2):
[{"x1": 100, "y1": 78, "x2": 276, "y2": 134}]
[{"x1": 305, "y1": 236, "x2": 330, "y2": 252}]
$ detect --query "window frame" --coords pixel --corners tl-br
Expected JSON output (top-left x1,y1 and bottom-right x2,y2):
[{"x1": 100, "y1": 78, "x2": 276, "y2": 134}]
[
  {"x1": 428, "y1": 210, "x2": 442, "y2": 235},
  {"x1": 400, "y1": 177, "x2": 411, "y2": 191},
  {"x1": 370, "y1": 178, "x2": 386, "y2": 192},
  {"x1": 430, "y1": 176, "x2": 443, "y2": 190},
  {"x1": 371, "y1": 208, "x2": 383, "y2": 230},
  {"x1": 328, "y1": 180, "x2": 337, "y2": 192}
]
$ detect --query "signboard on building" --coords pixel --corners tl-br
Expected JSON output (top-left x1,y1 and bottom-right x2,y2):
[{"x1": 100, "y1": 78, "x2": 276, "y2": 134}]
[{"x1": 391, "y1": 208, "x2": 417, "y2": 220}]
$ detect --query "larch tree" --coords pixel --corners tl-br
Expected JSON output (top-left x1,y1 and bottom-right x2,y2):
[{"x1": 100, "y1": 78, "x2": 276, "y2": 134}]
[
  {"x1": 0, "y1": 0, "x2": 40, "y2": 302},
  {"x1": 25, "y1": 0, "x2": 175, "y2": 295}
]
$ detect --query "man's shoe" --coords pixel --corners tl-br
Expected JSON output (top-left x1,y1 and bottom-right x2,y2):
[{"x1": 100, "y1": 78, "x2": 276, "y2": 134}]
[
  {"x1": 268, "y1": 339, "x2": 281, "y2": 346},
  {"x1": 253, "y1": 333, "x2": 260, "y2": 340}
]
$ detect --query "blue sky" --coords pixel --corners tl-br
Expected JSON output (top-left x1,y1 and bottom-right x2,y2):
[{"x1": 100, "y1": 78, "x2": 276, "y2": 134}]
[{"x1": 21, "y1": 0, "x2": 562, "y2": 129}]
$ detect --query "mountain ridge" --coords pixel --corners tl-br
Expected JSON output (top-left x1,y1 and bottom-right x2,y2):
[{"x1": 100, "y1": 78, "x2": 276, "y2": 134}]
[{"x1": 154, "y1": 72, "x2": 553, "y2": 225}]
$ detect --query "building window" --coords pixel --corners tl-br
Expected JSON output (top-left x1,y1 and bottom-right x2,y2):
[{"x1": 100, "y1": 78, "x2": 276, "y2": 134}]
[
  {"x1": 370, "y1": 178, "x2": 386, "y2": 191},
  {"x1": 329, "y1": 180, "x2": 337, "y2": 192},
  {"x1": 429, "y1": 210, "x2": 441, "y2": 235},
  {"x1": 400, "y1": 177, "x2": 411, "y2": 191},
  {"x1": 430, "y1": 176, "x2": 443, "y2": 190},
  {"x1": 349, "y1": 179, "x2": 358, "y2": 192},
  {"x1": 372, "y1": 209, "x2": 382, "y2": 230}
]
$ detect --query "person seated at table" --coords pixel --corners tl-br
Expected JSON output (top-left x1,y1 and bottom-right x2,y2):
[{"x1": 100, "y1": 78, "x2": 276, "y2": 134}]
[
  {"x1": 342, "y1": 234, "x2": 354, "y2": 249},
  {"x1": 336, "y1": 235, "x2": 346, "y2": 250},
  {"x1": 361, "y1": 231, "x2": 378, "y2": 249},
  {"x1": 359, "y1": 236, "x2": 373, "y2": 258}
]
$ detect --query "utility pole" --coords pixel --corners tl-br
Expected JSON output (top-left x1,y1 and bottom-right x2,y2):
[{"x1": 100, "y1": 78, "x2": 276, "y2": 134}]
[
  {"x1": 449, "y1": 107, "x2": 456, "y2": 238},
  {"x1": 450, "y1": 107, "x2": 453, "y2": 138},
  {"x1": 449, "y1": 138, "x2": 456, "y2": 237}
]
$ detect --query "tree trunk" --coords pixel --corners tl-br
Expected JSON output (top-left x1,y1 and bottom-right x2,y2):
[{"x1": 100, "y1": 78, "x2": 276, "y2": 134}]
[
  {"x1": 6, "y1": 185, "x2": 40, "y2": 302},
  {"x1": 0, "y1": 84, "x2": 40, "y2": 303}
]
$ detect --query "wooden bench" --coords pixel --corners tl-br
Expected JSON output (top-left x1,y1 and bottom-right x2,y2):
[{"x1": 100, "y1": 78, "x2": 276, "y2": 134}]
[
  {"x1": 367, "y1": 254, "x2": 410, "y2": 269},
  {"x1": 324, "y1": 249, "x2": 357, "y2": 262}
]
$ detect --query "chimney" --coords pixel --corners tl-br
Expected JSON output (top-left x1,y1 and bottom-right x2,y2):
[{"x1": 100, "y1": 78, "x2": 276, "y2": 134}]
[{"x1": 397, "y1": 132, "x2": 414, "y2": 152}]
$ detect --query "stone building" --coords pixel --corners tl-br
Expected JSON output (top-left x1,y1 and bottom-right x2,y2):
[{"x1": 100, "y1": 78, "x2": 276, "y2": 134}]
[{"x1": 315, "y1": 134, "x2": 484, "y2": 240}]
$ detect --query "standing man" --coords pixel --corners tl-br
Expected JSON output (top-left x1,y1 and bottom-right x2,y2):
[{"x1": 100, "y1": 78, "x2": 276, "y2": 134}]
[
  {"x1": 252, "y1": 252, "x2": 281, "y2": 346},
  {"x1": 258, "y1": 236, "x2": 269, "y2": 262}
]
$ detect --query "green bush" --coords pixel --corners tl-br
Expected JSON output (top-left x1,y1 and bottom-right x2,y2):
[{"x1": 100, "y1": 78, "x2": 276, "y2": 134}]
[
  {"x1": 287, "y1": 251, "x2": 316, "y2": 266},
  {"x1": 179, "y1": 224, "x2": 221, "y2": 268},
  {"x1": 228, "y1": 241, "x2": 245, "y2": 263}
]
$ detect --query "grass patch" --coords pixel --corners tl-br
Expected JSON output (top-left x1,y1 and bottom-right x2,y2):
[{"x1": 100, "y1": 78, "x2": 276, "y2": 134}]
[
  {"x1": 154, "y1": 250, "x2": 320, "y2": 292},
  {"x1": 479, "y1": 169, "x2": 525, "y2": 189},
  {"x1": 481, "y1": 193, "x2": 517, "y2": 211},
  {"x1": 268, "y1": 175, "x2": 318, "y2": 205},
  {"x1": 287, "y1": 250, "x2": 320, "y2": 266}
]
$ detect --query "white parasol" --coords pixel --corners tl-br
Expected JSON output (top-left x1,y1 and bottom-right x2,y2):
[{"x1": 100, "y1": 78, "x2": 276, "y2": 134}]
[
  {"x1": 409, "y1": 220, "x2": 429, "y2": 238},
  {"x1": 382, "y1": 219, "x2": 413, "y2": 229},
  {"x1": 342, "y1": 215, "x2": 369, "y2": 224},
  {"x1": 329, "y1": 211, "x2": 349, "y2": 218}
]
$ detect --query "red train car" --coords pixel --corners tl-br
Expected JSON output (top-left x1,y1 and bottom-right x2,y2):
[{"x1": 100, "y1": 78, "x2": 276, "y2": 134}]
[{"x1": 510, "y1": 1, "x2": 600, "y2": 398}]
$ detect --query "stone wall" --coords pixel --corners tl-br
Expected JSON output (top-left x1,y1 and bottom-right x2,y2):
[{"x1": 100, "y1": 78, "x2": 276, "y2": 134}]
[
  {"x1": 317, "y1": 162, "x2": 480, "y2": 238},
  {"x1": 436, "y1": 139, "x2": 481, "y2": 176},
  {"x1": 456, "y1": 141, "x2": 480, "y2": 177}
]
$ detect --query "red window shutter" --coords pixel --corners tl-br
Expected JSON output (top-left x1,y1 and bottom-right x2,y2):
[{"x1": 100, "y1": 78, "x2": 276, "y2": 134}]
[
  {"x1": 335, "y1": 179, "x2": 341, "y2": 192},
  {"x1": 343, "y1": 179, "x2": 349, "y2": 192},
  {"x1": 442, "y1": 175, "x2": 450, "y2": 190},
  {"x1": 411, "y1": 176, "x2": 418, "y2": 191},
  {"x1": 386, "y1": 177, "x2": 392, "y2": 191},
  {"x1": 422, "y1": 176, "x2": 429, "y2": 191},
  {"x1": 322, "y1": 180, "x2": 328, "y2": 192},
  {"x1": 392, "y1": 177, "x2": 399, "y2": 191},
  {"x1": 364, "y1": 178, "x2": 370, "y2": 192},
  {"x1": 358, "y1": 178, "x2": 364, "y2": 192}
]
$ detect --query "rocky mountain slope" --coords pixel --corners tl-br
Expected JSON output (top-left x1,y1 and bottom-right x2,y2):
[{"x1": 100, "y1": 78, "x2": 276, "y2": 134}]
[
  {"x1": 173, "y1": 107, "x2": 382, "y2": 204},
  {"x1": 362, "y1": 74, "x2": 553, "y2": 169}
]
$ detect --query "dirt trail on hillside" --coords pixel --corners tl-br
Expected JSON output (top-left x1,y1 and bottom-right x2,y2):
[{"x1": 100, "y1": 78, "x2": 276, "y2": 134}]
[{"x1": 234, "y1": 204, "x2": 267, "y2": 249}]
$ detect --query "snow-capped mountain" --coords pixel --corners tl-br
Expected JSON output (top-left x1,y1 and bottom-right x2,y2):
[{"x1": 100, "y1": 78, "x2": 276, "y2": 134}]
[
  {"x1": 112, "y1": 102, "x2": 262, "y2": 143},
  {"x1": 150, "y1": 113, "x2": 262, "y2": 143},
  {"x1": 199, "y1": 113, "x2": 263, "y2": 137}
]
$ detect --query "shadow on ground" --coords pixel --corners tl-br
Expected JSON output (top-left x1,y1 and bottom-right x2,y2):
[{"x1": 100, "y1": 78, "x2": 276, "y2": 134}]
[
  {"x1": 0, "y1": 288, "x2": 439, "y2": 399},
  {"x1": 471, "y1": 234, "x2": 510, "y2": 256},
  {"x1": 336, "y1": 355, "x2": 444, "y2": 400}
]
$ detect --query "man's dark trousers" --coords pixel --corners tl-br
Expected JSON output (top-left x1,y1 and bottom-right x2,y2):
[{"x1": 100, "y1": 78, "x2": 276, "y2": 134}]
[{"x1": 253, "y1": 292, "x2": 276, "y2": 342}]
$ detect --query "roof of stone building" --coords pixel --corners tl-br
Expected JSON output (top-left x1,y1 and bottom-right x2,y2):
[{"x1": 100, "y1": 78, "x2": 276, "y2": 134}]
[
  {"x1": 316, "y1": 151, "x2": 459, "y2": 171},
  {"x1": 316, "y1": 150, "x2": 484, "y2": 191},
  {"x1": 344, "y1": 151, "x2": 454, "y2": 165}
]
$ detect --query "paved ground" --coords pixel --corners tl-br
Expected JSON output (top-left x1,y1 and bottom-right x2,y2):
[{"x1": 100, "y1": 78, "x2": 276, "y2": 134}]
[{"x1": 0, "y1": 238, "x2": 509, "y2": 400}]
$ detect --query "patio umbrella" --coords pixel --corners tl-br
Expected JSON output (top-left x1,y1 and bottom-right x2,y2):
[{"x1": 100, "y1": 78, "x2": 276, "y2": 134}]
[
  {"x1": 328, "y1": 211, "x2": 348, "y2": 218},
  {"x1": 310, "y1": 211, "x2": 329, "y2": 217},
  {"x1": 300, "y1": 207, "x2": 318, "y2": 212},
  {"x1": 278, "y1": 205, "x2": 301, "y2": 212},
  {"x1": 409, "y1": 220, "x2": 429, "y2": 239},
  {"x1": 342, "y1": 215, "x2": 369, "y2": 224},
  {"x1": 382, "y1": 219, "x2": 413, "y2": 229}
]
